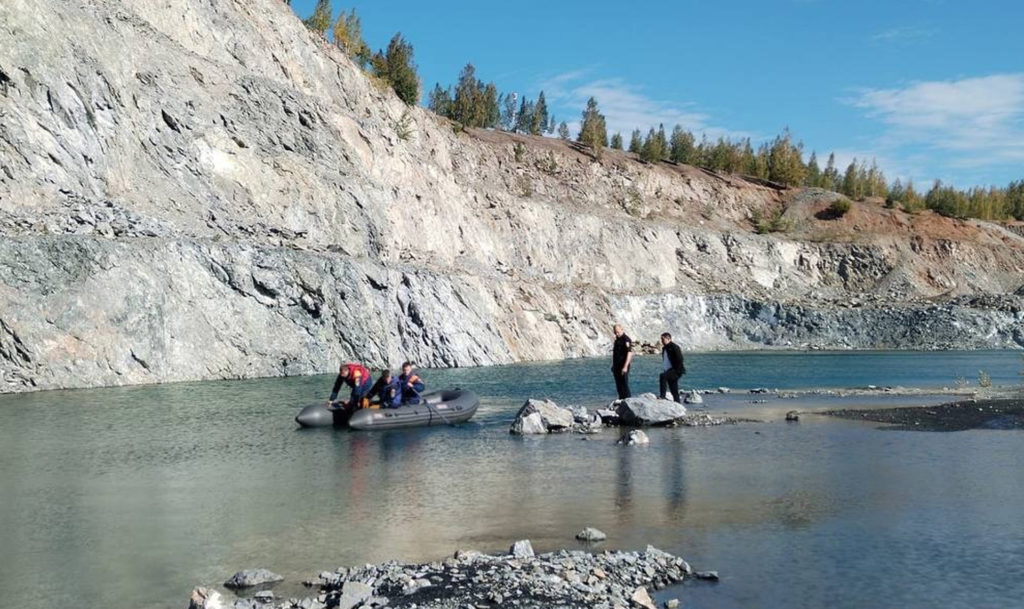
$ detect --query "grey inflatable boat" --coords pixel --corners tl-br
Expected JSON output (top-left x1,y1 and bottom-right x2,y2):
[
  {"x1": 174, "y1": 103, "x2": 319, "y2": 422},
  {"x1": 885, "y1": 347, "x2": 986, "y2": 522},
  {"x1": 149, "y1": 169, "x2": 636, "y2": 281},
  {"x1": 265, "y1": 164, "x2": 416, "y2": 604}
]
[{"x1": 295, "y1": 389, "x2": 479, "y2": 430}]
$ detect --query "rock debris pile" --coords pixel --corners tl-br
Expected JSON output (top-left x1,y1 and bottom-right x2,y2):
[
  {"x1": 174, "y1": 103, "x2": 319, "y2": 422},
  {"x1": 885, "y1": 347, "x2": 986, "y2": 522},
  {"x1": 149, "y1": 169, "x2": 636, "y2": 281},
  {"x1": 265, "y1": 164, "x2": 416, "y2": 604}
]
[{"x1": 190, "y1": 543, "x2": 713, "y2": 609}]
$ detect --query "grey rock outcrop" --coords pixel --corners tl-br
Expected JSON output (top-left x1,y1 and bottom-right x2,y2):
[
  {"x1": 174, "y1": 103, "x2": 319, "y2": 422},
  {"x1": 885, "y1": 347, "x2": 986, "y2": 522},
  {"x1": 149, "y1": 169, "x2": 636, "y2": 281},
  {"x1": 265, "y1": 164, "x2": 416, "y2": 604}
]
[
  {"x1": 2, "y1": 0, "x2": 1023, "y2": 393},
  {"x1": 188, "y1": 587, "x2": 223, "y2": 609},
  {"x1": 223, "y1": 569, "x2": 283, "y2": 589},
  {"x1": 615, "y1": 394, "x2": 688, "y2": 426},
  {"x1": 510, "y1": 399, "x2": 574, "y2": 434},
  {"x1": 575, "y1": 527, "x2": 608, "y2": 541},
  {"x1": 509, "y1": 539, "x2": 534, "y2": 558}
]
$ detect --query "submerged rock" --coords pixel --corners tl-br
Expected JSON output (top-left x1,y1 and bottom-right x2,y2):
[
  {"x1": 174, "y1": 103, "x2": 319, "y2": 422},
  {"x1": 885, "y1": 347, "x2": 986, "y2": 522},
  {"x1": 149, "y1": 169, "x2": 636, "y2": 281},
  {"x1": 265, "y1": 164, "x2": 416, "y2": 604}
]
[
  {"x1": 618, "y1": 429, "x2": 651, "y2": 445},
  {"x1": 223, "y1": 569, "x2": 283, "y2": 589},
  {"x1": 615, "y1": 394, "x2": 687, "y2": 426},
  {"x1": 786, "y1": 410, "x2": 800, "y2": 421},
  {"x1": 575, "y1": 527, "x2": 608, "y2": 541}
]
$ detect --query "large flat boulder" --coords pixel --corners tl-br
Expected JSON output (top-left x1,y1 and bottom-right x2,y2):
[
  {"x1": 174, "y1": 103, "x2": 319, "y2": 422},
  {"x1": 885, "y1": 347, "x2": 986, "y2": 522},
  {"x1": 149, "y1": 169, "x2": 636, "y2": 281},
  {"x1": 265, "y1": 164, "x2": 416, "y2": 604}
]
[
  {"x1": 614, "y1": 394, "x2": 687, "y2": 426},
  {"x1": 510, "y1": 399, "x2": 574, "y2": 434}
]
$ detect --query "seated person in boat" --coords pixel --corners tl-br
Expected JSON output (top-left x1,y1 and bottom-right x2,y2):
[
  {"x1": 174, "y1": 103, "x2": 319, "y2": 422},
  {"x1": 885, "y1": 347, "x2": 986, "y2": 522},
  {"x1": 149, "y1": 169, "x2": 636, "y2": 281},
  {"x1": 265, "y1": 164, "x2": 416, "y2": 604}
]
[
  {"x1": 369, "y1": 369, "x2": 402, "y2": 408},
  {"x1": 398, "y1": 361, "x2": 425, "y2": 405},
  {"x1": 327, "y1": 362, "x2": 373, "y2": 411}
]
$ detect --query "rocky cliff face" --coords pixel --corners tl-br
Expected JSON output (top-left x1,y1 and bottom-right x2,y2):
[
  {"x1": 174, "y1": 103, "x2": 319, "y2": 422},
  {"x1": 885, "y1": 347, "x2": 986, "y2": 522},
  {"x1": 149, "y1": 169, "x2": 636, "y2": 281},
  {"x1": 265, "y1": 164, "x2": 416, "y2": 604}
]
[{"x1": 2, "y1": 0, "x2": 1023, "y2": 392}]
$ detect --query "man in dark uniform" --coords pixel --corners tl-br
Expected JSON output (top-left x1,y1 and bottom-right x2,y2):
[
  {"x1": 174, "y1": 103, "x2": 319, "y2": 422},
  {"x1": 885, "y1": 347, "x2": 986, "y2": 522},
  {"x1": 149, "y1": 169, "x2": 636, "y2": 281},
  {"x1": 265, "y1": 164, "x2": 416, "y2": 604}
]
[
  {"x1": 611, "y1": 324, "x2": 634, "y2": 399},
  {"x1": 659, "y1": 332, "x2": 686, "y2": 402}
]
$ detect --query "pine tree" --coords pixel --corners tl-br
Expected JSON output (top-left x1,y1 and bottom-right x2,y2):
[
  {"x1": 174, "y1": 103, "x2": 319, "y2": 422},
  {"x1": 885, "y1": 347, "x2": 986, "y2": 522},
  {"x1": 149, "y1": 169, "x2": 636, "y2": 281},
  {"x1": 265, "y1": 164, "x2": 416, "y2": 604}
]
[
  {"x1": 805, "y1": 152, "x2": 821, "y2": 187},
  {"x1": 669, "y1": 126, "x2": 695, "y2": 164},
  {"x1": 428, "y1": 83, "x2": 452, "y2": 118},
  {"x1": 332, "y1": 9, "x2": 371, "y2": 68},
  {"x1": 547, "y1": 115, "x2": 557, "y2": 135},
  {"x1": 866, "y1": 160, "x2": 888, "y2": 198},
  {"x1": 752, "y1": 143, "x2": 770, "y2": 179},
  {"x1": 482, "y1": 83, "x2": 500, "y2": 129},
  {"x1": 656, "y1": 124, "x2": 668, "y2": 161},
  {"x1": 557, "y1": 121, "x2": 570, "y2": 140},
  {"x1": 577, "y1": 97, "x2": 607, "y2": 159},
  {"x1": 452, "y1": 63, "x2": 476, "y2": 125},
  {"x1": 841, "y1": 160, "x2": 861, "y2": 199},
  {"x1": 886, "y1": 178, "x2": 905, "y2": 208},
  {"x1": 514, "y1": 97, "x2": 533, "y2": 133},
  {"x1": 1008, "y1": 180, "x2": 1024, "y2": 220},
  {"x1": 741, "y1": 138, "x2": 756, "y2": 175},
  {"x1": 610, "y1": 133, "x2": 623, "y2": 149},
  {"x1": 531, "y1": 91, "x2": 549, "y2": 135},
  {"x1": 822, "y1": 153, "x2": 839, "y2": 191},
  {"x1": 628, "y1": 129, "x2": 643, "y2": 154},
  {"x1": 500, "y1": 93, "x2": 518, "y2": 132},
  {"x1": 304, "y1": 0, "x2": 332, "y2": 36},
  {"x1": 767, "y1": 130, "x2": 806, "y2": 186},
  {"x1": 373, "y1": 33, "x2": 420, "y2": 105}
]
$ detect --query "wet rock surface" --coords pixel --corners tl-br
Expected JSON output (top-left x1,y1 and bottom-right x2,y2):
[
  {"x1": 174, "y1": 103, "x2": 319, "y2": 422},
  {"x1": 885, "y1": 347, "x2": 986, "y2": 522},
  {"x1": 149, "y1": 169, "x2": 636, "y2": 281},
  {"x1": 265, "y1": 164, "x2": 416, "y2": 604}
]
[
  {"x1": 825, "y1": 397, "x2": 1024, "y2": 431},
  {"x1": 199, "y1": 544, "x2": 706, "y2": 609},
  {"x1": 224, "y1": 569, "x2": 284, "y2": 589},
  {"x1": 615, "y1": 394, "x2": 688, "y2": 426}
]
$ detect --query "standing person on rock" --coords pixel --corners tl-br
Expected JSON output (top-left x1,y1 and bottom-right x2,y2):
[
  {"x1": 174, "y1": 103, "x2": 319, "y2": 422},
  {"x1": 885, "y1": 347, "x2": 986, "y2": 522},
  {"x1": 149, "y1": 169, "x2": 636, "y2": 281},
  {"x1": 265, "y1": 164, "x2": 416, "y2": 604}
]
[
  {"x1": 327, "y1": 362, "x2": 373, "y2": 412},
  {"x1": 659, "y1": 333, "x2": 686, "y2": 403},
  {"x1": 611, "y1": 324, "x2": 634, "y2": 399}
]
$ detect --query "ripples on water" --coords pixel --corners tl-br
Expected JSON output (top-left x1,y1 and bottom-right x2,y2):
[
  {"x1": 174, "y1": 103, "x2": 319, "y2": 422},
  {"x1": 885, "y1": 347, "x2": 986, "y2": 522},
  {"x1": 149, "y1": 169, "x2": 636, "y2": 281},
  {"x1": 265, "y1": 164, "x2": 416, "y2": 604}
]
[{"x1": 0, "y1": 351, "x2": 1022, "y2": 609}]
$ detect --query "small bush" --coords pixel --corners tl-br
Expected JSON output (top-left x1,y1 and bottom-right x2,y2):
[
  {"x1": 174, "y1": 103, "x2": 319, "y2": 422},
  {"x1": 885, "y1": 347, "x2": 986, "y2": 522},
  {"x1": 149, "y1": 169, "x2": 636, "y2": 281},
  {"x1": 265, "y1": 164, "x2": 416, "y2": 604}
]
[
  {"x1": 623, "y1": 187, "x2": 643, "y2": 217},
  {"x1": 978, "y1": 369, "x2": 992, "y2": 388},
  {"x1": 829, "y1": 199, "x2": 852, "y2": 217},
  {"x1": 752, "y1": 207, "x2": 790, "y2": 234},
  {"x1": 395, "y1": 110, "x2": 414, "y2": 141},
  {"x1": 513, "y1": 142, "x2": 525, "y2": 163}
]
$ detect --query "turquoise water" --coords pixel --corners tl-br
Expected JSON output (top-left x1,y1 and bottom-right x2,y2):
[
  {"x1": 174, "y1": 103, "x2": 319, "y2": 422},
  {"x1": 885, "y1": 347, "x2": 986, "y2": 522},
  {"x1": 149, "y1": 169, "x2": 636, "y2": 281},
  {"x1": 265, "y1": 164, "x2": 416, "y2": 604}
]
[{"x1": 0, "y1": 350, "x2": 1022, "y2": 609}]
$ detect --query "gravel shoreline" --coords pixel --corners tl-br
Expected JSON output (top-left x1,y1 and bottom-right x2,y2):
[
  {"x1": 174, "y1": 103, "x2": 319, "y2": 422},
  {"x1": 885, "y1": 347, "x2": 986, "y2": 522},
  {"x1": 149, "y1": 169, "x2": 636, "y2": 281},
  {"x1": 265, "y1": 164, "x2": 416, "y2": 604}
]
[
  {"x1": 190, "y1": 541, "x2": 714, "y2": 609},
  {"x1": 824, "y1": 396, "x2": 1024, "y2": 431}
]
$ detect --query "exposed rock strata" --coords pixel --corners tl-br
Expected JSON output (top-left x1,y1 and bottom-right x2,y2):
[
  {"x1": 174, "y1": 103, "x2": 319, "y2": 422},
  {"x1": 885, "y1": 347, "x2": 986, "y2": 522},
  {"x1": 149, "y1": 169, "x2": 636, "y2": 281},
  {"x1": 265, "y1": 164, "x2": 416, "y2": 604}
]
[{"x1": 2, "y1": 0, "x2": 1023, "y2": 392}]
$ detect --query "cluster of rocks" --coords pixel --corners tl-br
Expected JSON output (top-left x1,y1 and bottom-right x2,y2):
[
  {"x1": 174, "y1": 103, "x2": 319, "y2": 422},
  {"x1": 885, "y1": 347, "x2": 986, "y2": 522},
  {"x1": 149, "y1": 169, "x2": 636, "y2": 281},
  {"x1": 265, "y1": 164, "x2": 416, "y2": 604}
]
[
  {"x1": 192, "y1": 541, "x2": 717, "y2": 609},
  {"x1": 509, "y1": 394, "x2": 739, "y2": 439},
  {"x1": 0, "y1": 195, "x2": 172, "y2": 239}
]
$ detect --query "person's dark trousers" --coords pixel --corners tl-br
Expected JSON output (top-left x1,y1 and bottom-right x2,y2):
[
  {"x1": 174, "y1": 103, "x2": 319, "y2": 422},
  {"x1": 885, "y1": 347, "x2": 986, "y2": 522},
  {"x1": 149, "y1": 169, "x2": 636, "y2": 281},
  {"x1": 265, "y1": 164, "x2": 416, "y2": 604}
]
[
  {"x1": 659, "y1": 370, "x2": 682, "y2": 402},
  {"x1": 613, "y1": 370, "x2": 631, "y2": 399}
]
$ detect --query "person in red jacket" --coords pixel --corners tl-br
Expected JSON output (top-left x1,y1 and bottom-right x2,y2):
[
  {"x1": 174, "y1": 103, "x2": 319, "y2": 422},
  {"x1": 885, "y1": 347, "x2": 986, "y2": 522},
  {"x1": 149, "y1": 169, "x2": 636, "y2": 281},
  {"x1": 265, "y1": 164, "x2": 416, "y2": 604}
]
[{"x1": 327, "y1": 362, "x2": 373, "y2": 411}]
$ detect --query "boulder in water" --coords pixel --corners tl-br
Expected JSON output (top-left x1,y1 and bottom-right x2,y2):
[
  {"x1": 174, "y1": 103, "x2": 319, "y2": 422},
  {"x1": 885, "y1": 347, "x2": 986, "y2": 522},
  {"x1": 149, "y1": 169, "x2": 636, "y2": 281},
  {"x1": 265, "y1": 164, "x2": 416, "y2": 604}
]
[
  {"x1": 576, "y1": 527, "x2": 608, "y2": 541},
  {"x1": 614, "y1": 394, "x2": 687, "y2": 426},
  {"x1": 683, "y1": 390, "x2": 703, "y2": 405},
  {"x1": 510, "y1": 399, "x2": 574, "y2": 434},
  {"x1": 188, "y1": 587, "x2": 224, "y2": 609},
  {"x1": 618, "y1": 429, "x2": 651, "y2": 445},
  {"x1": 223, "y1": 569, "x2": 283, "y2": 589}
]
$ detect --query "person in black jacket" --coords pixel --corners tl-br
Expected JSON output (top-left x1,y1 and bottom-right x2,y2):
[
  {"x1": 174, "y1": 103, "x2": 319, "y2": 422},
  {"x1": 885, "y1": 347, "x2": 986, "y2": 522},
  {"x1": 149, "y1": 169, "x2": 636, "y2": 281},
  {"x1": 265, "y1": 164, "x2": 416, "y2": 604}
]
[
  {"x1": 659, "y1": 332, "x2": 686, "y2": 402},
  {"x1": 611, "y1": 324, "x2": 634, "y2": 399}
]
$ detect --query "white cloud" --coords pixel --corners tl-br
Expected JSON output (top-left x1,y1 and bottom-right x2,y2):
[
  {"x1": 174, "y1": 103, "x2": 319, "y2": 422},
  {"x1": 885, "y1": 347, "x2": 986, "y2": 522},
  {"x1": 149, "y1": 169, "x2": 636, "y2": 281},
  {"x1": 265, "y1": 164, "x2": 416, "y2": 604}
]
[
  {"x1": 850, "y1": 74, "x2": 1024, "y2": 166},
  {"x1": 871, "y1": 25, "x2": 938, "y2": 43},
  {"x1": 539, "y1": 71, "x2": 746, "y2": 140}
]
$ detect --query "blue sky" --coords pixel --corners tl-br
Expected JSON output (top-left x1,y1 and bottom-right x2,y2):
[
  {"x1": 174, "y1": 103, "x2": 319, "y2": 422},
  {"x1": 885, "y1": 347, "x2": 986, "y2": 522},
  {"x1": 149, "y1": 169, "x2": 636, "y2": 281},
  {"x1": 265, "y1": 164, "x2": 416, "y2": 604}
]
[{"x1": 291, "y1": 0, "x2": 1024, "y2": 188}]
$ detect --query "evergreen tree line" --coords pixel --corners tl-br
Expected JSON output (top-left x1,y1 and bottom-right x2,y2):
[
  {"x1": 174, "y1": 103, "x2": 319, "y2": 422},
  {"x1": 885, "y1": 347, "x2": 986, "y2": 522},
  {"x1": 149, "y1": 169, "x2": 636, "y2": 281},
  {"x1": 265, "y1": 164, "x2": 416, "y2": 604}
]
[
  {"x1": 427, "y1": 64, "x2": 559, "y2": 136},
  {"x1": 608, "y1": 119, "x2": 1024, "y2": 221},
  {"x1": 302, "y1": 1, "x2": 419, "y2": 105}
]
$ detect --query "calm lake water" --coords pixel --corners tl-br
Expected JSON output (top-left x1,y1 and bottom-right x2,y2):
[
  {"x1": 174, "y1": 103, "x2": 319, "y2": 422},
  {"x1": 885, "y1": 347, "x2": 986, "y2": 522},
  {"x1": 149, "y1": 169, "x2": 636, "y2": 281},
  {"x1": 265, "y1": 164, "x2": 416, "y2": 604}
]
[{"x1": 1, "y1": 350, "x2": 1023, "y2": 609}]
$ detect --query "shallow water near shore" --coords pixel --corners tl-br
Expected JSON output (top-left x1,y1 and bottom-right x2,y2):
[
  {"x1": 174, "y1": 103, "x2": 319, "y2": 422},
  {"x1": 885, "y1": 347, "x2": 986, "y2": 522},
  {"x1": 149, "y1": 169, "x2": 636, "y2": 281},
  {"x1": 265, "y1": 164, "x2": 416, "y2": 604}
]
[{"x1": 1, "y1": 350, "x2": 1023, "y2": 609}]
